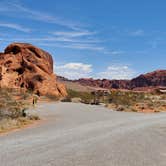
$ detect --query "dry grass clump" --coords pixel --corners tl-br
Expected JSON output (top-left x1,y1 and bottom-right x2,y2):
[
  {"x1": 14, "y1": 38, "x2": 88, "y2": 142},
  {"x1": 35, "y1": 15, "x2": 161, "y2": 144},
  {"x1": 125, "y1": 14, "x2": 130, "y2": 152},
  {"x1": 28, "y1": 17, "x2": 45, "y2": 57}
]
[
  {"x1": 0, "y1": 88, "x2": 39, "y2": 133},
  {"x1": 0, "y1": 116, "x2": 40, "y2": 133}
]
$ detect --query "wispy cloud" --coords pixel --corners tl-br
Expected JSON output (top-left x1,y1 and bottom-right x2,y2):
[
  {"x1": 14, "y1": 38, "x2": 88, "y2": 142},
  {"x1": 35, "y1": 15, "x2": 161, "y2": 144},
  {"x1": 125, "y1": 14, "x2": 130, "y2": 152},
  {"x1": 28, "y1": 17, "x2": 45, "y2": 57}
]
[
  {"x1": 1, "y1": 35, "x2": 104, "y2": 51},
  {"x1": 104, "y1": 50, "x2": 124, "y2": 55},
  {"x1": 0, "y1": 1, "x2": 80, "y2": 30},
  {"x1": 0, "y1": 24, "x2": 105, "y2": 51},
  {"x1": 96, "y1": 64, "x2": 136, "y2": 79},
  {"x1": 0, "y1": 1, "x2": 111, "y2": 52},
  {"x1": 50, "y1": 30, "x2": 100, "y2": 43},
  {"x1": 54, "y1": 62, "x2": 92, "y2": 79},
  {"x1": 129, "y1": 29, "x2": 144, "y2": 37},
  {"x1": 52, "y1": 30, "x2": 96, "y2": 38},
  {"x1": 0, "y1": 22, "x2": 31, "y2": 32},
  {"x1": 1, "y1": 36, "x2": 99, "y2": 43},
  {"x1": 40, "y1": 42, "x2": 105, "y2": 51},
  {"x1": 57, "y1": 43, "x2": 105, "y2": 51}
]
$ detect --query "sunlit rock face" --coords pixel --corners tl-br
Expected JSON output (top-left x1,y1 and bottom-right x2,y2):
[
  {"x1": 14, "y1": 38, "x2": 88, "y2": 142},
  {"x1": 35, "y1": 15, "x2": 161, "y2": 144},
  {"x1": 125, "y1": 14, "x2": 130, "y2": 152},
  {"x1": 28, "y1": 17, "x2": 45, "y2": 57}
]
[{"x1": 0, "y1": 43, "x2": 67, "y2": 97}]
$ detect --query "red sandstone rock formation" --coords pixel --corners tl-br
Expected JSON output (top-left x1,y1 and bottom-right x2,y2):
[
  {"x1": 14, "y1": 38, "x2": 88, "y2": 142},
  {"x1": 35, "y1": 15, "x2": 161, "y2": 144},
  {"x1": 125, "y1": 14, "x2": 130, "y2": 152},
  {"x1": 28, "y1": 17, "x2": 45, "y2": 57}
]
[
  {"x1": 130, "y1": 70, "x2": 166, "y2": 89},
  {"x1": 58, "y1": 70, "x2": 166, "y2": 91},
  {"x1": 74, "y1": 78, "x2": 130, "y2": 89},
  {"x1": 0, "y1": 43, "x2": 67, "y2": 97}
]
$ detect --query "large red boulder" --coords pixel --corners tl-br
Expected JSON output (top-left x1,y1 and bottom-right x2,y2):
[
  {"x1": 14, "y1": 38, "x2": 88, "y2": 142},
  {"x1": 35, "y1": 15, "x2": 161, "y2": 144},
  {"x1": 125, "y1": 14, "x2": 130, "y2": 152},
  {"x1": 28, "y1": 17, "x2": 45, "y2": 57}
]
[{"x1": 0, "y1": 43, "x2": 67, "y2": 97}]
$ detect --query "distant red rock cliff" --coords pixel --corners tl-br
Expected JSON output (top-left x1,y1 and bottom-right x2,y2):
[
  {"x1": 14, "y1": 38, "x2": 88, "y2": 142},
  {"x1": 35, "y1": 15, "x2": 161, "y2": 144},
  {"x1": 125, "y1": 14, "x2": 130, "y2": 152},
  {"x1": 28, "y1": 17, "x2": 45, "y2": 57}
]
[
  {"x1": 130, "y1": 70, "x2": 166, "y2": 89},
  {"x1": 58, "y1": 70, "x2": 166, "y2": 91},
  {"x1": 0, "y1": 43, "x2": 67, "y2": 97}
]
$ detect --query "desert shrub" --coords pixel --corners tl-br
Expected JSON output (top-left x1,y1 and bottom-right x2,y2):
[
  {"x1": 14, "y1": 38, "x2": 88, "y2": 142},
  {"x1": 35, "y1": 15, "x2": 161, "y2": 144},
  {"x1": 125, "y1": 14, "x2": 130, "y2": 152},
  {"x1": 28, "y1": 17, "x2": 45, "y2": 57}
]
[
  {"x1": 0, "y1": 88, "x2": 28, "y2": 119},
  {"x1": 108, "y1": 90, "x2": 147, "y2": 106},
  {"x1": 117, "y1": 105, "x2": 125, "y2": 111},
  {"x1": 61, "y1": 97, "x2": 72, "y2": 102},
  {"x1": 20, "y1": 91, "x2": 31, "y2": 100},
  {"x1": 0, "y1": 100, "x2": 26, "y2": 119},
  {"x1": 130, "y1": 108, "x2": 138, "y2": 112},
  {"x1": 28, "y1": 114, "x2": 40, "y2": 120},
  {"x1": 0, "y1": 88, "x2": 40, "y2": 133},
  {"x1": 106, "y1": 90, "x2": 166, "y2": 112},
  {"x1": 67, "y1": 89, "x2": 93, "y2": 104},
  {"x1": 45, "y1": 93, "x2": 59, "y2": 101}
]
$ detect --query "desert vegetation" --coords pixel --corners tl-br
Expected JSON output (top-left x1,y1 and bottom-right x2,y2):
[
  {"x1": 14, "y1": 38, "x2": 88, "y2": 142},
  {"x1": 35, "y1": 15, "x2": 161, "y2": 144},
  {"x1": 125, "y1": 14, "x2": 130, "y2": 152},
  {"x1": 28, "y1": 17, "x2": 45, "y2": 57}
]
[
  {"x1": 0, "y1": 88, "x2": 39, "y2": 133},
  {"x1": 62, "y1": 89, "x2": 94, "y2": 104},
  {"x1": 106, "y1": 90, "x2": 166, "y2": 112},
  {"x1": 63, "y1": 88, "x2": 166, "y2": 113}
]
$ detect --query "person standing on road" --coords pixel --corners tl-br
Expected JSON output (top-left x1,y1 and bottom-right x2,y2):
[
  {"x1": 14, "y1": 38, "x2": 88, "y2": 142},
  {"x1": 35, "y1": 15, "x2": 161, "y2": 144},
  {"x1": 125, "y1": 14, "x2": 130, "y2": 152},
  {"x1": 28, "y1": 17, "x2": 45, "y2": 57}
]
[{"x1": 32, "y1": 94, "x2": 39, "y2": 107}]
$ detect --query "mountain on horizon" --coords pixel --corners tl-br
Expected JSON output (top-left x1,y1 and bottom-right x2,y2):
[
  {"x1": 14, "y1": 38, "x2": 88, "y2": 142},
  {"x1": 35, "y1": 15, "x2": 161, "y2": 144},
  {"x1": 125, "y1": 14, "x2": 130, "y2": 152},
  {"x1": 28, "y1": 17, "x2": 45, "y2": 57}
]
[{"x1": 57, "y1": 70, "x2": 166, "y2": 91}]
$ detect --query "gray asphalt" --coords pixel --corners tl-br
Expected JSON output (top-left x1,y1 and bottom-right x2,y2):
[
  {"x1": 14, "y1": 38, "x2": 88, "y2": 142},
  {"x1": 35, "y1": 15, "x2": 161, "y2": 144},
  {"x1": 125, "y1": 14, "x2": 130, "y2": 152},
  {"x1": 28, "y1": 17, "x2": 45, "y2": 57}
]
[{"x1": 0, "y1": 102, "x2": 166, "y2": 166}]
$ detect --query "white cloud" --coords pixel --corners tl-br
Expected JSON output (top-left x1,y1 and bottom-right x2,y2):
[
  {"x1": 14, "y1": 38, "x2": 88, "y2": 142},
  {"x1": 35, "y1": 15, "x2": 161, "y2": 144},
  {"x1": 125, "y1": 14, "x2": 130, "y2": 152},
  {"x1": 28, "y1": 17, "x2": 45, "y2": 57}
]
[
  {"x1": 54, "y1": 63, "x2": 136, "y2": 80},
  {"x1": 54, "y1": 62, "x2": 92, "y2": 79},
  {"x1": 130, "y1": 30, "x2": 144, "y2": 37},
  {"x1": 0, "y1": 22, "x2": 31, "y2": 32},
  {"x1": 96, "y1": 65, "x2": 135, "y2": 80}
]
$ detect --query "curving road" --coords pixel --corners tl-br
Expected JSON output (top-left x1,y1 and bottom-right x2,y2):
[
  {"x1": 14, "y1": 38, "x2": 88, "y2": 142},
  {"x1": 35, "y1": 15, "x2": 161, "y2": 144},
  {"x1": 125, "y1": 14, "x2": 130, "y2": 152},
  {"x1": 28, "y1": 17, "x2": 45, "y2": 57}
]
[{"x1": 0, "y1": 102, "x2": 166, "y2": 166}]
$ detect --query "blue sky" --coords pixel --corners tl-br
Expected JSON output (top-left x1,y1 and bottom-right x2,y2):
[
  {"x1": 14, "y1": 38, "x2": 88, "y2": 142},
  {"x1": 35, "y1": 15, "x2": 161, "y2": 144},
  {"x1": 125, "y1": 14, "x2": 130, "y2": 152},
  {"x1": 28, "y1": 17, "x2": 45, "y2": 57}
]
[{"x1": 0, "y1": 0, "x2": 165, "y2": 79}]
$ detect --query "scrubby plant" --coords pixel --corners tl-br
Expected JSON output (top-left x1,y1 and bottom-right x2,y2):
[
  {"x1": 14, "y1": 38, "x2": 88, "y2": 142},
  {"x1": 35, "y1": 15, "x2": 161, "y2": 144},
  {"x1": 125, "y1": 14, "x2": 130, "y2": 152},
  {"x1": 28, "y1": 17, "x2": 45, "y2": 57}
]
[
  {"x1": 45, "y1": 93, "x2": 60, "y2": 101},
  {"x1": 61, "y1": 97, "x2": 72, "y2": 102},
  {"x1": 0, "y1": 88, "x2": 39, "y2": 133},
  {"x1": 108, "y1": 90, "x2": 147, "y2": 106},
  {"x1": 66, "y1": 89, "x2": 94, "y2": 104},
  {"x1": 0, "y1": 89, "x2": 27, "y2": 119},
  {"x1": 106, "y1": 90, "x2": 166, "y2": 112}
]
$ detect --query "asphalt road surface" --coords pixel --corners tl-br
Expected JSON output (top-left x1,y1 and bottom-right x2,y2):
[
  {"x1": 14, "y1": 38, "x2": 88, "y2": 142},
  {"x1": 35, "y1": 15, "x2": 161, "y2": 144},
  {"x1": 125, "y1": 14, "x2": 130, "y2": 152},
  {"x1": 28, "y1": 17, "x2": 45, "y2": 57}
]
[{"x1": 0, "y1": 102, "x2": 166, "y2": 166}]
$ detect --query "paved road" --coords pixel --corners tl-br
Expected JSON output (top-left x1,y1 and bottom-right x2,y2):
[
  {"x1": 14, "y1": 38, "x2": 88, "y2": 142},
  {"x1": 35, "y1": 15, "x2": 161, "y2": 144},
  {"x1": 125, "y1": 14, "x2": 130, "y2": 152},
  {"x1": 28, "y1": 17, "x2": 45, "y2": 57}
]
[{"x1": 0, "y1": 102, "x2": 166, "y2": 166}]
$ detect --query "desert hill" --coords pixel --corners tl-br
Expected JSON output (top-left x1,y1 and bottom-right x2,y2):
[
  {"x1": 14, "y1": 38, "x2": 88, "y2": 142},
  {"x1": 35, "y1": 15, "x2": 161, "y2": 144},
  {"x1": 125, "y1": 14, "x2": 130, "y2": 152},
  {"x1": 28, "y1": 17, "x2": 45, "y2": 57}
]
[{"x1": 57, "y1": 70, "x2": 166, "y2": 91}]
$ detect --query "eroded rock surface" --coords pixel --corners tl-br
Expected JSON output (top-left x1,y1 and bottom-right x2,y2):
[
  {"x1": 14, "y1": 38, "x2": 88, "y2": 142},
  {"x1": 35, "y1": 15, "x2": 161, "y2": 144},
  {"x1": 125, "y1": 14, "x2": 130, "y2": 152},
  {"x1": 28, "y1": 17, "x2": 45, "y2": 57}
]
[{"x1": 0, "y1": 43, "x2": 67, "y2": 97}]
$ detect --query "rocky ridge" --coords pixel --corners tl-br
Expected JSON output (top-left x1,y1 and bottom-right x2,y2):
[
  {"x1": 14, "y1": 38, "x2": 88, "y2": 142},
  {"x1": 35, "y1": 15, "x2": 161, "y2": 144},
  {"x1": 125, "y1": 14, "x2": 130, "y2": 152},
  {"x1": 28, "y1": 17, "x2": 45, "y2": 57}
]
[{"x1": 58, "y1": 70, "x2": 166, "y2": 91}]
